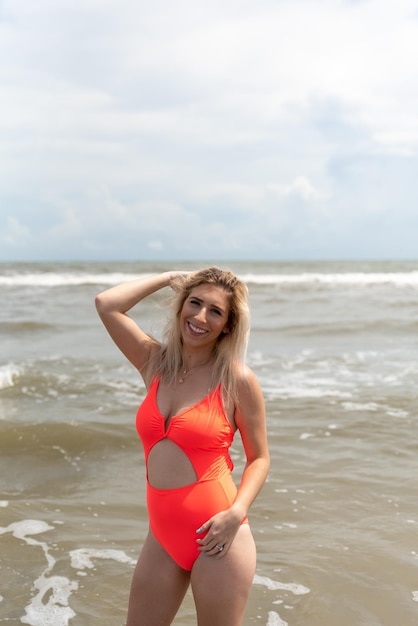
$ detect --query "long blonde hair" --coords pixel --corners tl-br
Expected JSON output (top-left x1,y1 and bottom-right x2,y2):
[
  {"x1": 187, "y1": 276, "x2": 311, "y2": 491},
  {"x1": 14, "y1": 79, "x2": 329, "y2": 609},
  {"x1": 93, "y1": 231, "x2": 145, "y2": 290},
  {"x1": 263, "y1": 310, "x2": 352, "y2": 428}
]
[{"x1": 156, "y1": 267, "x2": 250, "y2": 399}]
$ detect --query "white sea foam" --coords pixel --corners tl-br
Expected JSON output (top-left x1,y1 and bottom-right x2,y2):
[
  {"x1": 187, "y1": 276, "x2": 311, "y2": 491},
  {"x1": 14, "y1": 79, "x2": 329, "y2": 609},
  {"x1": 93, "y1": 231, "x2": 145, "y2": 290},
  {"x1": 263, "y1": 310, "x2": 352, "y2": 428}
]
[
  {"x1": 0, "y1": 272, "x2": 147, "y2": 287},
  {"x1": 385, "y1": 408, "x2": 409, "y2": 418},
  {"x1": 0, "y1": 363, "x2": 21, "y2": 390},
  {"x1": 267, "y1": 611, "x2": 288, "y2": 626},
  {"x1": 241, "y1": 271, "x2": 418, "y2": 287},
  {"x1": 342, "y1": 401, "x2": 380, "y2": 412},
  {"x1": 70, "y1": 547, "x2": 136, "y2": 571},
  {"x1": 0, "y1": 520, "x2": 137, "y2": 625},
  {"x1": 21, "y1": 575, "x2": 78, "y2": 626},
  {"x1": 0, "y1": 519, "x2": 54, "y2": 545},
  {"x1": 274, "y1": 386, "x2": 352, "y2": 400},
  {"x1": 1, "y1": 270, "x2": 418, "y2": 288},
  {"x1": 341, "y1": 401, "x2": 409, "y2": 418},
  {"x1": 253, "y1": 574, "x2": 310, "y2": 595},
  {"x1": 0, "y1": 520, "x2": 78, "y2": 626}
]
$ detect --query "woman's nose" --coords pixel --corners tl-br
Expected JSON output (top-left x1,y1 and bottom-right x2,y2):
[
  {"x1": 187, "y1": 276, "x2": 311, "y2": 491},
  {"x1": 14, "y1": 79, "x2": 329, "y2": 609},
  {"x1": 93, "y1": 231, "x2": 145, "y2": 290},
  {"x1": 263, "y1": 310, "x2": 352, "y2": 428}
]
[{"x1": 195, "y1": 307, "x2": 207, "y2": 322}]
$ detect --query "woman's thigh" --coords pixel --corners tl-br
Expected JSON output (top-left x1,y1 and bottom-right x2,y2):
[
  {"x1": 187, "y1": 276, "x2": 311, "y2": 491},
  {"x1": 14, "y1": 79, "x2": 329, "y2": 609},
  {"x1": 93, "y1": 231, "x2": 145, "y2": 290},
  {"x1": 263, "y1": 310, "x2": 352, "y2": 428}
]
[
  {"x1": 127, "y1": 530, "x2": 191, "y2": 626},
  {"x1": 190, "y1": 524, "x2": 256, "y2": 626}
]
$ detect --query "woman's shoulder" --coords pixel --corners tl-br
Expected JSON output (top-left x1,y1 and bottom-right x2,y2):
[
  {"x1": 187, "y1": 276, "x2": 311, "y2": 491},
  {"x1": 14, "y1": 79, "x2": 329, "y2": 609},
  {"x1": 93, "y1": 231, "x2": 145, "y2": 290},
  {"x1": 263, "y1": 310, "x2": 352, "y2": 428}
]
[
  {"x1": 230, "y1": 362, "x2": 265, "y2": 428},
  {"x1": 232, "y1": 362, "x2": 262, "y2": 395}
]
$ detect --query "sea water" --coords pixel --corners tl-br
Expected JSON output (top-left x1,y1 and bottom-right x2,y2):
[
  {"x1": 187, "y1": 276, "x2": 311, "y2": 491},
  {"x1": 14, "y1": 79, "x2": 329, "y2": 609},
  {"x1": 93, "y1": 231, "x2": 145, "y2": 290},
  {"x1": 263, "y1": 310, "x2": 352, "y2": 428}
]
[{"x1": 1, "y1": 260, "x2": 417, "y2": 625}]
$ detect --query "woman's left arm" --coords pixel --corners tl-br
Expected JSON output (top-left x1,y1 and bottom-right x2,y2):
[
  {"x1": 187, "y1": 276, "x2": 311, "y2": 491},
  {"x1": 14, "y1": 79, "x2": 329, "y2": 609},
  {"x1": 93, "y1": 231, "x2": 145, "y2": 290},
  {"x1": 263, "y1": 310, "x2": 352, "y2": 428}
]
[
  {"x1": 196, "y1": 367, "x2": 270, "y2": 555},
  {"x1": 230, "y1": 366, "x2": 270, "y2": 520}
]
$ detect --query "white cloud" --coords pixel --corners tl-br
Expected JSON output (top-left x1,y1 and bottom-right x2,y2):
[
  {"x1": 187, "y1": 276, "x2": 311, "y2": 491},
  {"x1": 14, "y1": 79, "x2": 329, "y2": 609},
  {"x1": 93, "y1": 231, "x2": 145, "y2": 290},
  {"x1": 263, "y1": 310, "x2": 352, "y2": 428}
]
[
  {"x1": 148, "y1": 240, "x2": 164, "y2": 252},
  {"x1": 1, "y1": 0, "x2": 418, "y2": 260},
  {"x1": 0, "y1": 217, "x2": 32, "y2": 248}
]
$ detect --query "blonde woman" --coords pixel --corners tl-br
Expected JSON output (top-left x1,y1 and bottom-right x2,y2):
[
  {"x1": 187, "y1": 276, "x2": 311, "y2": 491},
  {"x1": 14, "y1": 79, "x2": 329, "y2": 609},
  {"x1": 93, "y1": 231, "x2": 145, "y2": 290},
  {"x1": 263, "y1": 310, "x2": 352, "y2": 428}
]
[{"x1": 95, "y1": 267, "x2": 269, "y2": 626}]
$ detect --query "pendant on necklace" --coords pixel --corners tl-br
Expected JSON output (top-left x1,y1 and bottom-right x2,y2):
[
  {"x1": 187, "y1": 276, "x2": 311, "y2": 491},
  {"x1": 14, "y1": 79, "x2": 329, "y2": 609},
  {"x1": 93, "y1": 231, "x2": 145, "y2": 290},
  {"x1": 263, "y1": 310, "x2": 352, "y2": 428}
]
[{"x1": 179, "y1": 368, "x2": 187, "y2": 384}]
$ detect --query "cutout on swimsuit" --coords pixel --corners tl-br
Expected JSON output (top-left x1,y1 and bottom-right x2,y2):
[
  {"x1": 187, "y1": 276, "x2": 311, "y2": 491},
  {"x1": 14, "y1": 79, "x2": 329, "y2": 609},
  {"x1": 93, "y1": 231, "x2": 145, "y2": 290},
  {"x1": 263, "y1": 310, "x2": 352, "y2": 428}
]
[{"x1": 146, "y1": 438, "x2": 198, "y2": 489}]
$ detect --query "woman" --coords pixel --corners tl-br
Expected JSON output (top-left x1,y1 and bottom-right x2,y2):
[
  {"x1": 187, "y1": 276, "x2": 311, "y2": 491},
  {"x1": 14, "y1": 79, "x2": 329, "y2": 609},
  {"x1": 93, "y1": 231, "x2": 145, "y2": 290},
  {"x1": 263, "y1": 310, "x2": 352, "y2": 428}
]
[{"x1": 95, "y1": 267, "x2": 269, "y2": 626}]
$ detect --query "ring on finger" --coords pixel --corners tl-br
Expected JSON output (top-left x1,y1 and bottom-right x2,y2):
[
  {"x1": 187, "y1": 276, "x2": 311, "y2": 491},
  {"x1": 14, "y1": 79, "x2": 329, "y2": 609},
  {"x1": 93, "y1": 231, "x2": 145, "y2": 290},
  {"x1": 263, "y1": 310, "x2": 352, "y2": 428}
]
[{"x1": 216, "y1": 544, "x2": 224, "y2": 552}]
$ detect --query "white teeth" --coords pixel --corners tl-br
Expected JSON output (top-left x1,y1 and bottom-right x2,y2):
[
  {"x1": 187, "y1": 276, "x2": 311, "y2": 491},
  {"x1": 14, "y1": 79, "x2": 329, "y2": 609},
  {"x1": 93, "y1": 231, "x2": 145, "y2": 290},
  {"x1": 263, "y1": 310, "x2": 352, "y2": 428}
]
[{"x1": 189, "y1": 322, "x2": 206, "y2": 334}]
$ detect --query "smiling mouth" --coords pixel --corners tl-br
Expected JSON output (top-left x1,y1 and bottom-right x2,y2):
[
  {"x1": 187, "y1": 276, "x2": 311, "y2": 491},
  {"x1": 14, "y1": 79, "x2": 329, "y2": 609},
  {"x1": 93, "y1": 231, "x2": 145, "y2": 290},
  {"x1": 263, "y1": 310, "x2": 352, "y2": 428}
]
[{"x1": 187, "y1": 322, "x2": 207, "y2": 335}]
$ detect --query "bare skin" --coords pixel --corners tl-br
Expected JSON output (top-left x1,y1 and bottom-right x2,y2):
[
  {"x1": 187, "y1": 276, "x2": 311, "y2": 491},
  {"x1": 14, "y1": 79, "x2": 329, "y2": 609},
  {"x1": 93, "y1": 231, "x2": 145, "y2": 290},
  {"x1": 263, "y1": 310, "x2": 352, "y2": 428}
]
[
  {"x1": 95, "y1": 271, "x2": 269, "y2": 626},
  {"x1": 127, "y1": 526, "x2": 256, "y2": 626}
]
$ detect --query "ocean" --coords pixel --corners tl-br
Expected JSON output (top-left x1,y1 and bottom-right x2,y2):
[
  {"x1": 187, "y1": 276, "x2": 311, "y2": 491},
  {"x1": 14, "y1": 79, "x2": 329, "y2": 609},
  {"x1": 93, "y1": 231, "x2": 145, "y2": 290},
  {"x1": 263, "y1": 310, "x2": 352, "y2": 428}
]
[{"x1": 0, "y1": 260, "x2": 417, "y2": 626}]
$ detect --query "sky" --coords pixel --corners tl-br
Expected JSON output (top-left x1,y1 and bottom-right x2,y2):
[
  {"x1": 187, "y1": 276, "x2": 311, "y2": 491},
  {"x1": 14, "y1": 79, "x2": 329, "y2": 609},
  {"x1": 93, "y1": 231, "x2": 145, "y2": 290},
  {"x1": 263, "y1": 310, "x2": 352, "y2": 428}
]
[{"x1": 1, "y1": 0, "x2": 418, "y2": 262}]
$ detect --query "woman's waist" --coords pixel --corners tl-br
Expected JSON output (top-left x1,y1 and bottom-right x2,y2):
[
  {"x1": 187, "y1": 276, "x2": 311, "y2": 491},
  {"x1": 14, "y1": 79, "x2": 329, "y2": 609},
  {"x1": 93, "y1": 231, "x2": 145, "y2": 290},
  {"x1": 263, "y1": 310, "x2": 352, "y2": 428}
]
[{"x1": 146, "y1": 470, "x2": 236, "y2": 495}]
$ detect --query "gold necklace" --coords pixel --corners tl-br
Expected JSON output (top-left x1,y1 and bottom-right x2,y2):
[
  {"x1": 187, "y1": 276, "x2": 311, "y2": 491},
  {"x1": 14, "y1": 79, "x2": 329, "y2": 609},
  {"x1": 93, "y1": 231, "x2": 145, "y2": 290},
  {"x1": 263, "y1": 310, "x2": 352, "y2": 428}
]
[{"x1": 178, "y1": 357, "x2": 213, "y2": 384}]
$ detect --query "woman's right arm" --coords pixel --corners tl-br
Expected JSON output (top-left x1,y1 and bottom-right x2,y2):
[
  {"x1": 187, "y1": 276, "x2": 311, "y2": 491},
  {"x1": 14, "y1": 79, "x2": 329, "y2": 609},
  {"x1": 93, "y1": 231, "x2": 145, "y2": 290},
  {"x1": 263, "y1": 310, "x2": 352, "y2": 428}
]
[{"x1": 95, "y1": 271, "x2": 176, "y2": 377}]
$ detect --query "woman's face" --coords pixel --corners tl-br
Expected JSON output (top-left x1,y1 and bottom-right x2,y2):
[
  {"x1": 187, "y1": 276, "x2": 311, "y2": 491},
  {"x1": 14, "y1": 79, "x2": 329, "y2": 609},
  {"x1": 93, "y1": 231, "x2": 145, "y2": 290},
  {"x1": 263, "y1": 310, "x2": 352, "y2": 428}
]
[{"x1": 179, "y1": 283, "x2": 231, "y2": 350}]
